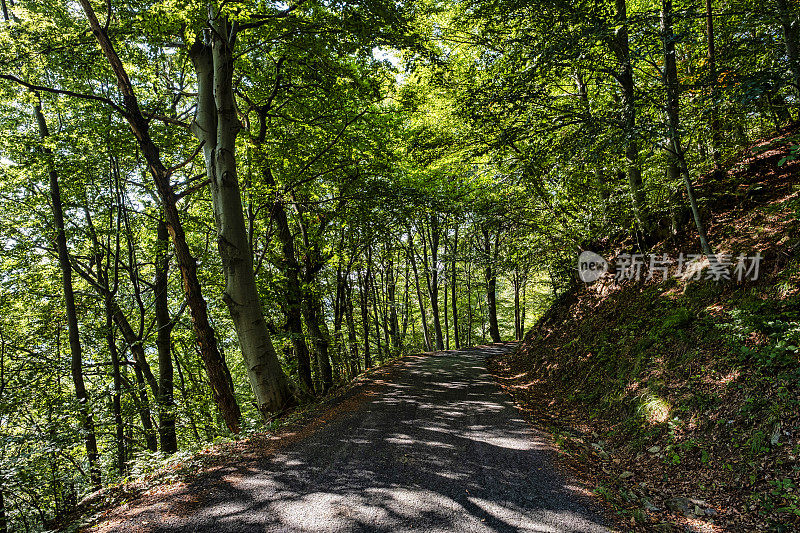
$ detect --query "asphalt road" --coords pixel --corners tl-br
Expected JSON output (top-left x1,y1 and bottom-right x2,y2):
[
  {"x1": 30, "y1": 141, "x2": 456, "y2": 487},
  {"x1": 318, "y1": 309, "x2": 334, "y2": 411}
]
[{"x1": 102, "y1": 344, "x2": 611, "y2": 532}]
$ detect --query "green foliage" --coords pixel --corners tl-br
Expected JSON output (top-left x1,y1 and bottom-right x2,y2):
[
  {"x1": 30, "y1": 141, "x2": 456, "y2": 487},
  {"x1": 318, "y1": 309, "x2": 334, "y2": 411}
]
[
  {"x1": 722, "y1": 300, "x2": 800, "y2": 370},
  {"x1": 0, "y1": 0, "x2": 797, "y2": 528}
]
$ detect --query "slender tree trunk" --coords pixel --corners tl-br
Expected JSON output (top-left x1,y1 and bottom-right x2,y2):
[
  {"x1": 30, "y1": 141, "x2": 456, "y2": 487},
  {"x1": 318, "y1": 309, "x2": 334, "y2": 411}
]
[
  {"x1": 265, "y1": 170, "x2": 314, "y2": 394},
  {"x1": 466, "y1": 255, "x2": 473, "y2": 347},
  {"x1": 370, "y1": 267, "x2": 383, "y2": 363},
  {"x1": 104, "y1": 300, "x2": 125, "y2": 473},
  {"x1": 611, "y1": 0, "x2": 649, "y2": 231},
  {"x1": 85, "y1": 202, "x2": 126, "y2": 471},
  {"x1": 483, "y1": 229, "x2": 501, "y2": 343},
  {"x1": 155, "y1": 218, "x2": 177, "y2": 454},
  {"x1": 387, "y1": 258, "x2": 400, "y2": 352},
  {"x1": 34, "y1": 102, "x2": 101, "y2": 490},
  {"x1": 190, "y1": 25, "x2": 293, "y2": 416},
  {"x1": 132, "y1": 363, "x2": 158, "y2": 452},
  {"x1": 401, "y1": 260, "x2": 410, "y2": 343},
  {"x1": 345, "y1": 274, "x2": 360, "y2": 374},
  {"x1": 452, "y1": 225, "x2": 459, "y2": 349},
  {"x1": 358, "y1": 266, "x2": 372, "y2": 369},
  {"x1": 705, "y1": 0, "x2": 721, "y2": 166},
  {"x1": 443, "y1": 252, "x2": 450, "y2": 350},
  {"x1": 78, "y1": 0, "x2": 241, "y2": 431},
  {"x1": 662, "y1": 0, "x2": 713, "y2": 255},
  {"x1": 333, "y1": 260, "x2": 347, "y2": 377},
  {"x1": 520, "y1": 278, "x2": 527, "y2": 334},
  {"x1": 422, "y1": 217, "x2": 445, "y2": 350},
  {"x1": 173, "y1": 344, "x2": 202, "y2": 442},
  {"x1": 513, "y1": 271, "x2": 521, "y2": 340},
  {"x1": 301, "y1": 287, "x2": 333, "y2": 393},
  {"x1": 408, "y1": 237, "x2": 431, "y2": 351}
]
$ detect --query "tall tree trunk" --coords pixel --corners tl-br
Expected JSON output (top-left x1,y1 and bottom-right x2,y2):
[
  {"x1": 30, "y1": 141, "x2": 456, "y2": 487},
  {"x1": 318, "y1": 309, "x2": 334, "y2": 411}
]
[
  {"x1": 189, "y1": 24, "x2": 293, "y2": 416},
  {"x1": 371, "y1": 267, "x2": 383, "y2": 363},
  {"x1": 377, "y1": 264, "x2": 391, "y2": 357},
  {"x1": 85, "y1": 201, "x2": 126, "y2": 472},
  {"x1": 662, "y1": 0, "x2": 713, "y2": 255},
  {"x1": 422, "y1": 217, "x2": 444, "y2": 350},
  {"x1": 358, "y1": 266, "x2": 372, "y2": 369},
  {"x1": 611, "y1": 0, "x2": 649, "y2": 232},
  {"x1": 520, "y1": 278, "x2": 527, "y2": 334},
  {"x1": 387, "y1": 258, "x2": 400, "y2": 352},
  {"x1": 408, "y1": 237, "x2": 431, "y2": 351},
  {"x1": 104, "y1": 298, "x2": 125, "y2": 473},
  {"x1": 513, "y1": 271, "x2": 521, "y2": 340},
  {"x1": 333, "y1": 259, "x2": 347, "y2": 378},
  {"x1": 705, "y1": 0, "x2": 721, "y2": 166},
  {"x1": 34, "y1": 102, "x2": 101, "y2": 490},
  {"x1": 78, "y1": 0, "x2": 241, "y2": 432},
  {"x1": 105, "y1": 310, "x2": 127, "y2": 476},
  {"x1": 443, "y1": 252, "x2": 450, "y2": 350},
  {"x1": 483, "y1": 230, "x2": 501, "y2": 343},
  {"x1": 466, "y1": 254, "x2": 473, "y2": 347},
  {"x1": 451, "y1": 225, "x2": 459, "y2": 349},
  {"x1": 345, "y1": 274, "x2": 361, "y2": 374},
  {"x1": 264, "y1": 170, "x2": 314, "y2": 394},
  {"x1": 155, "y1": 218, "x2": 177, "y2": 454},
  {"x1": 401, "y1": 260, "x2": 410, "y2": 342},
  {"x1": 133, "y1": 363, "x2": 158, "y2": 452},
  {"x1": 173, "y1": 344, "x2": 202, "y2": 442},
  {"x1": 301, "y1": 287, "x2": 333, "y2": 393}
]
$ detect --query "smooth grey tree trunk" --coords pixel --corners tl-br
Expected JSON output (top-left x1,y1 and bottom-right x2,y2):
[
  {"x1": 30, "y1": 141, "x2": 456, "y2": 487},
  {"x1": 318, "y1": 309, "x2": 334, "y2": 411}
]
[{"x1": 190, "y1": 19, "x2": 293, "y2": 416}]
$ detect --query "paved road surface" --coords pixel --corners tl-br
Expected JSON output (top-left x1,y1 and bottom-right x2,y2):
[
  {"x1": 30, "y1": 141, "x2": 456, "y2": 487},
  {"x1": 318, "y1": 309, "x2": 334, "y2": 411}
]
[{"x1": 100, "y1": 344, "x2": 610, "y2": 532}]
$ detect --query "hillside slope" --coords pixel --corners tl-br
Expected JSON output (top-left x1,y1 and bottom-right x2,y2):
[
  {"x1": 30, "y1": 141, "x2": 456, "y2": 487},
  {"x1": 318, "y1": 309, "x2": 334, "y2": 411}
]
[{"x1": 490, "y1": 126, "x2": 800, "y2": 532}]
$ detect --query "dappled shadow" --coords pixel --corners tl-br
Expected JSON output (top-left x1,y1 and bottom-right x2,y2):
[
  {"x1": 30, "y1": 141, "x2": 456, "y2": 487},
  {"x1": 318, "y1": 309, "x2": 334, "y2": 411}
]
[{"x1": 103, "y1": 344, "x2": 610, "y2": 532}]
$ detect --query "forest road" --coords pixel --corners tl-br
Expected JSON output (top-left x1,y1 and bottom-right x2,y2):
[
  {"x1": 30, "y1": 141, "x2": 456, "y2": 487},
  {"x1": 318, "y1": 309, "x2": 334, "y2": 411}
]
[{"x1": 97, "y1": 344, "x2": 611, "y2": 532}]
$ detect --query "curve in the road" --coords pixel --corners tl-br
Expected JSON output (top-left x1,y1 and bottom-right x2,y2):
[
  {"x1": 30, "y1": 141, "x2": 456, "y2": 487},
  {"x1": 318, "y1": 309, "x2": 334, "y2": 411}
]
[{"x1": 95, "y1": 344, "x2": 611, "y2": 533}]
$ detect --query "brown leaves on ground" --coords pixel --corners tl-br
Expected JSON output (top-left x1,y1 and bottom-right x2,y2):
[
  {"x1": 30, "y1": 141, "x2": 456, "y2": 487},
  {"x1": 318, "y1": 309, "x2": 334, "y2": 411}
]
[{"x1": 488, "y1": 125, "x2": 800, "y2": 532}]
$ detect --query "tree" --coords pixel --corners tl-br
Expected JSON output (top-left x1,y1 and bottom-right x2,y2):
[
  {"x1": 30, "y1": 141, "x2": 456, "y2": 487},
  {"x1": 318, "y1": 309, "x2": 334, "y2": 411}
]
[
  {"x1": 190, "y1": 14, "x2": 294, "y2": 416},
  {"x1": 76, "y1": 0, "x2": 242, "y2": 432}
]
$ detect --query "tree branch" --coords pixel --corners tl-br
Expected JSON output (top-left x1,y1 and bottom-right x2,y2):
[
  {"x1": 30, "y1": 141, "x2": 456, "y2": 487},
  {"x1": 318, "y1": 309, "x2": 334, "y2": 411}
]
[{"x1": 0, "y1": 74, "x2": 126, "y2": 115}]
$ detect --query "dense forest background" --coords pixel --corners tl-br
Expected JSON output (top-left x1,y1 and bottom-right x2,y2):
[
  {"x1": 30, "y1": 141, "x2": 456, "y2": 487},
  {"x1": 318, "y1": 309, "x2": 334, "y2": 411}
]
[{"x1": 0, "y1": 0, "x2": 797, "y2": 529}]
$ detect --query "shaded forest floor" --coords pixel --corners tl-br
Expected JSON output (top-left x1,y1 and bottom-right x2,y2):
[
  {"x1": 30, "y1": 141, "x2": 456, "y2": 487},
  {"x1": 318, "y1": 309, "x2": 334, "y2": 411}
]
[{"x1": 489, "y1": 125, "x2": 800, "y2": 532}]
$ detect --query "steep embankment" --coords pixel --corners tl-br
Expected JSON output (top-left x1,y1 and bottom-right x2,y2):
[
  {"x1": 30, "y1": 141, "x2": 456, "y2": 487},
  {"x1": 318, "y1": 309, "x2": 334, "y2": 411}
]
[{"x1": 490, "y1": 126, "x2": 800, "y2": 532}]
